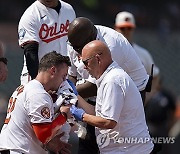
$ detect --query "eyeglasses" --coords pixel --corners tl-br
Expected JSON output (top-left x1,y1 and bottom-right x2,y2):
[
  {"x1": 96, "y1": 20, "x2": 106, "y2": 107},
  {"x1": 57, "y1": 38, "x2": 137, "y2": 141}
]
[{"x1": 82, "y1": 53, "x2": 102, "y2": 66}]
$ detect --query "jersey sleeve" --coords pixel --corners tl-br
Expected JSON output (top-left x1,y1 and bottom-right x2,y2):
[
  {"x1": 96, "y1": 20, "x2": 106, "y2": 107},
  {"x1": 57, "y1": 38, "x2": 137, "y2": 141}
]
[
  {"x1": 99, "y1": 81, "x2": 124, "y2": 122},
  {"x1": 68, "y1": 45, "x2": 78, "y2": 77},
  {"x1": 27, "y1": 93, "x2": 54, "y2": 124},
  {"x1": 18, "y1": 10, "x2": 40, "y2": 47}
]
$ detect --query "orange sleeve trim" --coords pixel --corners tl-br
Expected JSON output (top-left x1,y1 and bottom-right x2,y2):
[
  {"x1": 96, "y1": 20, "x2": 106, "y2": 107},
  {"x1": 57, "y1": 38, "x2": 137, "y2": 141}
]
[{"x1": 32, "y1": 114, "x2": 66, "y2": 144}]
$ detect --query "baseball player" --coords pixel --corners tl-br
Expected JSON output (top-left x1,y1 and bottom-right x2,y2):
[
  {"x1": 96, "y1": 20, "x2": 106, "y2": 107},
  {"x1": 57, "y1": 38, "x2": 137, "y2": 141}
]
[
  {"x1": 18, "y1": 0, "x2": 76, "y2": 85},
  {"x1": 0, "y1": 51, "x2": 72, "y2": 154}
]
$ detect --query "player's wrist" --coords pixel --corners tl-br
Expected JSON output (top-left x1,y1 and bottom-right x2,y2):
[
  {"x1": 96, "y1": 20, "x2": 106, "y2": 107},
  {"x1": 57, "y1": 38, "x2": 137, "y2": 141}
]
[{"x1": 61, "y1": 112, "x2": 67, "y2": 120}]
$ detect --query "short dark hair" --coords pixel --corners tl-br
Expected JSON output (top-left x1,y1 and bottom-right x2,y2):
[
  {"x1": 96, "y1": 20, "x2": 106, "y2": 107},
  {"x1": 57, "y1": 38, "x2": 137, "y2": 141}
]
[{"x1": 39, "y1": 51, "x2": 71, "y2": 72}]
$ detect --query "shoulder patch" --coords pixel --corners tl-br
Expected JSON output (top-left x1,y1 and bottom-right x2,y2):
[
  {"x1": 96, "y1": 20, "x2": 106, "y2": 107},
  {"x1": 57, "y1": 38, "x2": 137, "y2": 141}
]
[
  {"x1": 18, "y1": 28, "x2": 26, "y2": 40},
  {"x1": 41, "y1": 107, "x2": 50, "y2": 119}
]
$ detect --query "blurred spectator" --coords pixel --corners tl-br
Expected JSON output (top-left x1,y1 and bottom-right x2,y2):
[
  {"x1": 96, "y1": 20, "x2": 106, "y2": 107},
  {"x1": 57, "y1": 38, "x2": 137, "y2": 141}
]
[
  {"x1": 0, "y1": 41, "x2": 8, "y2": 83},
  {"x1": 114, "y1": 11, "x2": 160, "y2": 105},
  {"x1": 145, "y1": 76, "x2": 176, "y2": 154},
  {"x1": 114, "y1": 11, "x2": 159, "y2": 76}
]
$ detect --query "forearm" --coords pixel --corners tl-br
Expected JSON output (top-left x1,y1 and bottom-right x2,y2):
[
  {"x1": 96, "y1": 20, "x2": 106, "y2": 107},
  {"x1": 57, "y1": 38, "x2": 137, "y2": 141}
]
[
  {"x1": 82, "y1": 113, "x2": 117, "y2": 129},
  {"x1": 77, "y1": 95, "x2": 95, "y2": 115},
  {"x1": 68, "y1": 75, "x2": 77, "y2": 85},
  {"x1": 24, "y1": 42, "x2": 39, "y2": 79},
  {"x1": 70, "y1": 102, "x2": 116, "y2": 129},
  {"x1": 77, "y1": 81, "x2": 97, "y2": 98},
  {"x1": 32, "y1": 113, "x2": 67, "y2": 144}
]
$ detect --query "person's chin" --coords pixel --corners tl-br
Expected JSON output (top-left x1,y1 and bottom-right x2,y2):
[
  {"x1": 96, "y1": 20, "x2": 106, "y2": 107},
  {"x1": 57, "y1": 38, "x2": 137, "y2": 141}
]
[{"x1": 44, "y1": 1, "x2": 56, "y2": 8}]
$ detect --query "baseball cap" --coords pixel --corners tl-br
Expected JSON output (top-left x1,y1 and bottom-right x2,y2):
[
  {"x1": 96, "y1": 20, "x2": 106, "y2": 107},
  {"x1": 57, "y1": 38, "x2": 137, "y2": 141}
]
[{"x1": 115, "y1": 11, "x2": 136, "y2": 28}]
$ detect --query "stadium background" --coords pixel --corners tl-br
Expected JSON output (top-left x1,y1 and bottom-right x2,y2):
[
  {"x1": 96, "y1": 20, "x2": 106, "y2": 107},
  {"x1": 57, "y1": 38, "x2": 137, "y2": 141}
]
[
  {"x1": 0, "y1": 0, "x2": 180, "y2": 98},
  {"x1": 0, "y1": 0, "x2": 180, "y2": 153}
]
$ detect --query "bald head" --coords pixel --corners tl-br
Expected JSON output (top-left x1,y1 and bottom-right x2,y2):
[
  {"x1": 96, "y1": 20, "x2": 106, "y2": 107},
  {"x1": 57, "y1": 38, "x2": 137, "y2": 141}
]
[
  {"x1": 81, "y1": 40, "x2": 113, "y2": 79},
  {"x1": 82, "y1": 40, "x2": 111, "y2": 58},
  {"x1": 68, "y1": 17, "x2": 97, "y2": 54}
]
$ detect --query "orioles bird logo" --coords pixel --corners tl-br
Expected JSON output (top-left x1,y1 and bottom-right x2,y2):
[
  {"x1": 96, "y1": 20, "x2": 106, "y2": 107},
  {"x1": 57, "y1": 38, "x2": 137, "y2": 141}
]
[{"x1": 41, "y1": 107, "x2": 50, "y2": 119}]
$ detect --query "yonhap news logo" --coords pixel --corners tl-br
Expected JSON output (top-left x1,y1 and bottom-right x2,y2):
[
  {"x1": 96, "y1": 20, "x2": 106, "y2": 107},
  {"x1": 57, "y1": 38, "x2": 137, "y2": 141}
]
[{"x1": 96, "y1": 131, "x2": 175, "y2": 148}]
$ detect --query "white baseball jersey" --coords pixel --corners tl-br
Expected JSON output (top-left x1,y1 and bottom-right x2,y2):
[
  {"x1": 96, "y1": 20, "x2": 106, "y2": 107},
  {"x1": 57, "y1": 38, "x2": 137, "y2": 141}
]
[
  {"x1": 133, "y1": 43, "x2": 159, "y2": 76},
  {"x1": 95, "y1": 61, "x2": 154, "y2": 154},
  {"x1": 0, "y1": 80, "x2": 57, "y2": 153},
  {"x1": 0, "y1": 80, "x2": 77, "y2": 152},
  {"x1": 68, "y1": 25, "x2": 149, "y2": 91},
  {"x1": 18, "y1": 0, "x2": 76, "y2": 85}
]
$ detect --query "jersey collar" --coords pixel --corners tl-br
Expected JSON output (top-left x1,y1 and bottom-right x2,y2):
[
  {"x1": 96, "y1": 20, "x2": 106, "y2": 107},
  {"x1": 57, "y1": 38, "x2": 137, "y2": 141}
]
[{"x1": 96, "y1": 61, "x2": 118, "y2": 87}]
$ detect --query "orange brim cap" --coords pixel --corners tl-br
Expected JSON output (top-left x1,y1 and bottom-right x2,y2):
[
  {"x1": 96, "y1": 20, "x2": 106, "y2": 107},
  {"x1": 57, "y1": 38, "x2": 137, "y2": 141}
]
[{"x1": 115, "y1": 22, "x2": 135, "y2": 28}]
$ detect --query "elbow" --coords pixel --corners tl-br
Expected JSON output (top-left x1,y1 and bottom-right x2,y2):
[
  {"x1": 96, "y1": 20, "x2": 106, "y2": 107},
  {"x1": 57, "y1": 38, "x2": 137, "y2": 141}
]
[{"x1": 104, "y1": 120, "x2": 117, "y2": 129}]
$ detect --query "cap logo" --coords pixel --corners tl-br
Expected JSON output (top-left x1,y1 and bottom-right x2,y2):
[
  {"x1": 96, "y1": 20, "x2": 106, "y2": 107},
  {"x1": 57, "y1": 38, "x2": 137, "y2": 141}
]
[{"x1": 125, "y1": 17, "x2": 130, "y2": 22}]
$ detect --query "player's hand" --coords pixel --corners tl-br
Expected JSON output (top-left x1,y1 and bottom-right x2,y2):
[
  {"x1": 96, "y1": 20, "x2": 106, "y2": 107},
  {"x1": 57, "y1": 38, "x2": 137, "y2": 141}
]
[
  {"x1": 60, "y1": 105, "x2": 71, "y2": 119},
  {"x1": 70, "y1": 105, "x2": 85, "y2": 121},
  {"x1": 67, "y1": 79, "x2": 78, "y2": 95},
  {"x1": 46, "y1": 132, "x2": 72, "y2": 154}
]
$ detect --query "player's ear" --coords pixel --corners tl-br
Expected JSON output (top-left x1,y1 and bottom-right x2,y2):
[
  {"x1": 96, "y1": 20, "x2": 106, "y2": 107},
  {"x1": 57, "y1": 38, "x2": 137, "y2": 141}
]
[
  {"x1": 49, "y1": 66, "x2": 56, "y2": 75},
  {"x1": 96, "y1": 54, "x2": 101, "y2": 64}
]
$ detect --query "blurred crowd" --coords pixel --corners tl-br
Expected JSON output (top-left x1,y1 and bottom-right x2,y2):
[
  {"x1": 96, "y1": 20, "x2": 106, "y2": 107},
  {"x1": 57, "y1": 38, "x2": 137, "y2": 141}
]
[{"x1": 1, "y1": 0, "x2": 180, "y2": 30}]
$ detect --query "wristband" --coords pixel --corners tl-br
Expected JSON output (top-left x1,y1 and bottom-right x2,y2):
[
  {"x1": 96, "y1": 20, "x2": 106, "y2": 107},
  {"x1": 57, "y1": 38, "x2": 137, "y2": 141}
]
[{"x1": 0, "y1": 57, "x2": 7, "y2": 65}]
